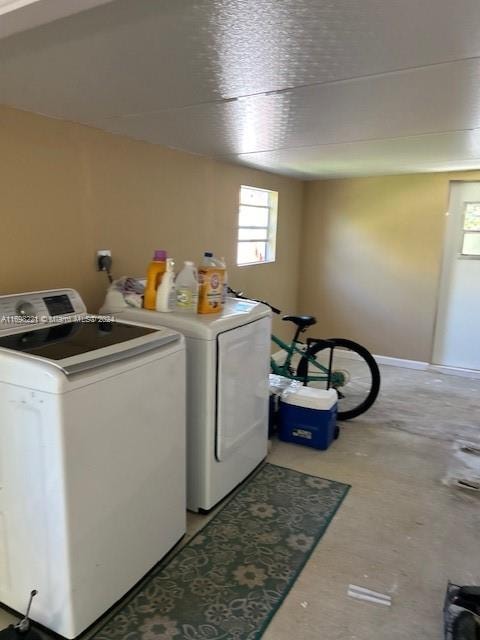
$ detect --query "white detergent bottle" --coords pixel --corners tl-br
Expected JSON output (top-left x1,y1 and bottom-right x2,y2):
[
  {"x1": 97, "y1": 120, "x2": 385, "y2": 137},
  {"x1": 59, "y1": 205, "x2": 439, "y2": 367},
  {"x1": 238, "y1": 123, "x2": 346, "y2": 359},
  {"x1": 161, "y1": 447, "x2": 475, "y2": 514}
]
[
  {"x1": 156, "y1": 258, "x2": 175, "y2": 312},
  {"x1": 175, "y1": 260, "x2": 199, "y2": 312},
  {"x1": 219, "y1": 256, "x2": 228, "y2": 304}
]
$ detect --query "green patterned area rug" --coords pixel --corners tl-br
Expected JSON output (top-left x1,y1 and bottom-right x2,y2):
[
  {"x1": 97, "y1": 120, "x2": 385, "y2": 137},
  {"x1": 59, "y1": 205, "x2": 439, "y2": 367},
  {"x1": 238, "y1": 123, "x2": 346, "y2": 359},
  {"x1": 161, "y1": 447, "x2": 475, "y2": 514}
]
[{"x1": 94, "y1": 463, "x2": 350, "y2": 640}]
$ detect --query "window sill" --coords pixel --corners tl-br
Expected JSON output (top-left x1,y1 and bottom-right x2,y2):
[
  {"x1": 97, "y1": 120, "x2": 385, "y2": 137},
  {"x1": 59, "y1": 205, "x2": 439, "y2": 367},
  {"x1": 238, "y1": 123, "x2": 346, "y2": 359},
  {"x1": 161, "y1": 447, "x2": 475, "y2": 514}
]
[{"x1": 237, "y1": 259, "x2": 276, "y2": 267}]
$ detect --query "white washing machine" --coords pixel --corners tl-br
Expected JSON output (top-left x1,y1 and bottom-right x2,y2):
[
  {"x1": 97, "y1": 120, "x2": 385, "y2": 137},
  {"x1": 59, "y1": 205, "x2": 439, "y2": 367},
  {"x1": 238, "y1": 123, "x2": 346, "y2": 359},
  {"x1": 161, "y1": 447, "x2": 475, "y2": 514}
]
[
  {"x1": 0, "y1": 289, "x2": 186, "y2": 638},
  {"x1": 101, "y1": 294, "x2": 271, "y2": 512}
]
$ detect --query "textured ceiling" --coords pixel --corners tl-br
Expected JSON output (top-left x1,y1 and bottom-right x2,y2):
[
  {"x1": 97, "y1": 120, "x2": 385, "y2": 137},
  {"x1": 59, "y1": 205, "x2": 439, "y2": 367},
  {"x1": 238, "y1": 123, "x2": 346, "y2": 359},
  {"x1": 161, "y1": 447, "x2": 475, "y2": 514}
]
[
  {"x1": 1, "y1": 0, "x2": 480, "y2": 178},
  {"x1": 0, "y1": 0, "x2": 113, "y2": 40}
]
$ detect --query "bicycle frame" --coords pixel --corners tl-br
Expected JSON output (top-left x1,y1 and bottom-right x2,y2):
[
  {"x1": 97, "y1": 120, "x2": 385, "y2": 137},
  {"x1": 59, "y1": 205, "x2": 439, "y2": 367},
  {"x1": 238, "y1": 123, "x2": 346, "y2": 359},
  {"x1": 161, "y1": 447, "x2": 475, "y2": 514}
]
[
  {"x1": 228, "y1": 286, "x2": 379, "y2": 419},
  {"x1": 271, "y1": 333, "x2": 332, "y2": 383}
]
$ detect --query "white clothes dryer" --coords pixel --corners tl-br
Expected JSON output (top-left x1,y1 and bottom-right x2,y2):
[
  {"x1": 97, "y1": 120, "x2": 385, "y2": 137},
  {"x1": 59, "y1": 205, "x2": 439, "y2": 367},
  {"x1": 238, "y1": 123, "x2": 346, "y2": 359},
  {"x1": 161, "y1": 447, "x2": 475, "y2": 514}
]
[{"x1": 101, "y1": 294, "x2": 271, "y2": 512}]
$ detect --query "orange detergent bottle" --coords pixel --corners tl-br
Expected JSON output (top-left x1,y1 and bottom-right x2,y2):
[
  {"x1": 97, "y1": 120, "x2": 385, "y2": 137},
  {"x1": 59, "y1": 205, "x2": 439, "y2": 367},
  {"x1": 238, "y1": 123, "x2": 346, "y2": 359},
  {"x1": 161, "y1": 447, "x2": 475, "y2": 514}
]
[
  {"x1": 143, "y1": 249, "x2": 167, "y2": 310},
  {"x1": 198, "y1": 251, "x2": 225, "y2": 314}
]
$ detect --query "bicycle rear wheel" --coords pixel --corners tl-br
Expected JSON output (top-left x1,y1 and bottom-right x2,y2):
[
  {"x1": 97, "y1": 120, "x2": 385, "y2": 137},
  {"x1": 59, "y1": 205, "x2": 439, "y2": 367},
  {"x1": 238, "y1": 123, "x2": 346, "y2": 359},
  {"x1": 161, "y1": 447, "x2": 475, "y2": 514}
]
[{"x1": 296, "y1": 338, "x2": 380, "y2": 420}]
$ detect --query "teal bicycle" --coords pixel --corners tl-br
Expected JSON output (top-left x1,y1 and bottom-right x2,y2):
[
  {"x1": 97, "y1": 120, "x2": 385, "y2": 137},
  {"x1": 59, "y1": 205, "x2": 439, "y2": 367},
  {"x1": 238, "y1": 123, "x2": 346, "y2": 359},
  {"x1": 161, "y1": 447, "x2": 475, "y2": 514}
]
[{"x1": 230, "y1": 288, "x2": 381, "y2": 421}]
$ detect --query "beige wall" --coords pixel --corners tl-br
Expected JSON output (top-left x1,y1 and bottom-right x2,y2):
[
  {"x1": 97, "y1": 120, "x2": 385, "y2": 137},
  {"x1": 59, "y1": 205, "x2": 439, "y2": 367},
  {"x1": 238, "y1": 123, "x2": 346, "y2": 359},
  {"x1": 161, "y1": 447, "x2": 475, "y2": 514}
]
[
  {"x1": 0, "y1": 105, "x2": 304, "y2": 340},
  {"x1": 5, "y1": 102, "x2": 480, "y2": 361},
  {"x1": 301, "y1": 171, "x2": 480, "y2": 362}
]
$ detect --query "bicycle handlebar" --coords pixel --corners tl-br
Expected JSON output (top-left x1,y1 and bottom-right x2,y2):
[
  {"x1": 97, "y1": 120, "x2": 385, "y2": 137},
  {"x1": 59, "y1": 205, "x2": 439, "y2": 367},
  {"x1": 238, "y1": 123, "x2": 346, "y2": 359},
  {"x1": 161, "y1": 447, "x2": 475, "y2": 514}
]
[{"x1": 227, "y1": 286, "x2": 282, "y2": 315}]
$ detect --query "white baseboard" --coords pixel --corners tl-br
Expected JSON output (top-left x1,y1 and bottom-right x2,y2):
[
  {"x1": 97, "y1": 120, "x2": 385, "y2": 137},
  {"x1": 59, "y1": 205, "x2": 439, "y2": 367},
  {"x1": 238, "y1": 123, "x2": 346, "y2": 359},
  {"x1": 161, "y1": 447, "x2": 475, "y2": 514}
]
[
  {"x1": 272, "y1": 347, "x2": 480, "y2": 379},
  {"x1": 320, "y1": 348, "x2": 429, "y2": 371},
  {"x1": 356, "y1": 353, "x2": 480, "y2": 379},
  {"x1": 372, "y1": 354, "x2": 428, "y2": 370},
  {"x1": 374, "y1": 355, "x2": 480, "y2": 379},
  {"x1": 427, "y1": 364, "x2": 480, "y2": 380}
]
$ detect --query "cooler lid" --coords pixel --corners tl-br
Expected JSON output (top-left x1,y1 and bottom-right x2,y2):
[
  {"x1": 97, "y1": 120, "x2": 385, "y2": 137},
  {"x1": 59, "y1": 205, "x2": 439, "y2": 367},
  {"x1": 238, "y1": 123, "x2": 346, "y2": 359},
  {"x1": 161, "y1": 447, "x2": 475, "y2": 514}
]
[{"x1": 281, "y1": 387, "x2": 338, "y2": 410}]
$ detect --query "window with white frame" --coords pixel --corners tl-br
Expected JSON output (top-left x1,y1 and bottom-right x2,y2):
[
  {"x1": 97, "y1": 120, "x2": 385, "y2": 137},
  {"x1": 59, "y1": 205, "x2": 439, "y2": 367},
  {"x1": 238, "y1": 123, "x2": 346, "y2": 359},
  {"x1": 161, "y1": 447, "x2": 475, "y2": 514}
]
[{"x1": 237, "y1": 186, "x2": 278, "y2": 265}]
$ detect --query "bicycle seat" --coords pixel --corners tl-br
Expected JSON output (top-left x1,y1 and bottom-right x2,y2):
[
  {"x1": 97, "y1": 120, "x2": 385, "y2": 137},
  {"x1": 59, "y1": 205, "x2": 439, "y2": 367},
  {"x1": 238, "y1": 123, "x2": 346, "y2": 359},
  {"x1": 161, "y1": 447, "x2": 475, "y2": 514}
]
[{"x1": 282, "y1": 315, "x2": 316, "y2": 329}]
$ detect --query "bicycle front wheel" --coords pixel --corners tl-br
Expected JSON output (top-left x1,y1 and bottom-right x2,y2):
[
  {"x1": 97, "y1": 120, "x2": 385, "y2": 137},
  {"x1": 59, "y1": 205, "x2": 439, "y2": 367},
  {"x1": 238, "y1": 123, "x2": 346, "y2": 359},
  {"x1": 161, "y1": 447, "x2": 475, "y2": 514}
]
[{"x1": 296, "y1": 338, "x2": 380, "y2": 420}]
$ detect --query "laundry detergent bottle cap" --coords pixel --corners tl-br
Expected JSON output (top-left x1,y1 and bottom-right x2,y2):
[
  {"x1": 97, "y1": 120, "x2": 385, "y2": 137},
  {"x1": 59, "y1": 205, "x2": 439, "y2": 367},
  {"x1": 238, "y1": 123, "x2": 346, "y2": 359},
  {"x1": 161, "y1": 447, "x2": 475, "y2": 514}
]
[
  {"x1": 201, "y1": 251, "x2": 217, "y2": 267},
  {"x1": 153, "y1": 249, "x2": 167, "y2": 261},
  {"x1": 143, "y1": 249, "x2": 167, "y2": 310}
]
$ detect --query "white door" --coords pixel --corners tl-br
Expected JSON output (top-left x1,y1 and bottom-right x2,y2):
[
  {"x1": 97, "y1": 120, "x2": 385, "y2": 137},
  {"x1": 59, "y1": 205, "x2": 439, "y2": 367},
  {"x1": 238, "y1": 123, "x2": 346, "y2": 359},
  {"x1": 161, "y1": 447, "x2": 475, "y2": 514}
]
[
  {"x1": 216, "y1": 317, "x2": 270, "y2": 461},
  {"x1": 433, "y1": 182, "x2": 480, "y2": 369}
]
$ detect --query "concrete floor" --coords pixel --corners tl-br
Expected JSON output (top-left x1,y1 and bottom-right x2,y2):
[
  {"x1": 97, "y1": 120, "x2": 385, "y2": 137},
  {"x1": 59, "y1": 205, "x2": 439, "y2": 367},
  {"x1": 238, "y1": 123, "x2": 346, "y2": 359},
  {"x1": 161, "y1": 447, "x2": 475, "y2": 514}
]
[
  {"x1": 1, "y1": 364, "x2": 479, "y2": 639},
  {"x1": 263, "y1": 364, "x2": 480, "y2": 640}
]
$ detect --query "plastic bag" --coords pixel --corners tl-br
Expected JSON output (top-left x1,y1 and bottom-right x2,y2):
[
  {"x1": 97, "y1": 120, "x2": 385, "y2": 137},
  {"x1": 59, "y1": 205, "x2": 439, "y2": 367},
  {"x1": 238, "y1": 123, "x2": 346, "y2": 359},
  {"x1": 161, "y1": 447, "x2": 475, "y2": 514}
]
[
  {"x1": 268, "y1": 374, "x2": 302, "y2": 398},
  {"x1": 105, "y1": 277, "x2": 145, "y2": 309}
]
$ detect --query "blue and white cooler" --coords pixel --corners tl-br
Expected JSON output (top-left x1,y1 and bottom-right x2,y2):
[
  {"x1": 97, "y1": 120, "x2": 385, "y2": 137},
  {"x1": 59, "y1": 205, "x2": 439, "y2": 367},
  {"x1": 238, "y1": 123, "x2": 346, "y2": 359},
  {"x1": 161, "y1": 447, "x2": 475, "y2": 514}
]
[{"x1": 279, "y1": 387, "x2": 338, "y2": 450}]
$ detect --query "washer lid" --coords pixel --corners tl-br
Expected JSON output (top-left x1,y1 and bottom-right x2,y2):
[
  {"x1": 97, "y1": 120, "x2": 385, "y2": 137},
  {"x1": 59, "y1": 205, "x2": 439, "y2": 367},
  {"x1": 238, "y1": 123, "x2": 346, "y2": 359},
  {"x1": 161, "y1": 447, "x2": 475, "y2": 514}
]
[
  {"x1": 0, "y1": 319, "x2": 179, "y2": 375},
  {"x1": 0, "y1": 320, "x2": 157, "y2": 358}
]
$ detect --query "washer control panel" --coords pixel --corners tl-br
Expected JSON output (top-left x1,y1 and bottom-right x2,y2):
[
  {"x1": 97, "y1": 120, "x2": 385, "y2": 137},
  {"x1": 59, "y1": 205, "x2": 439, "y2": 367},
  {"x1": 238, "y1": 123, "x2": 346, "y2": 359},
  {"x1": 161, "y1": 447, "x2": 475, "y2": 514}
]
[{"x1": 0, "y1": 289, "x2": 87, "y2": 333}]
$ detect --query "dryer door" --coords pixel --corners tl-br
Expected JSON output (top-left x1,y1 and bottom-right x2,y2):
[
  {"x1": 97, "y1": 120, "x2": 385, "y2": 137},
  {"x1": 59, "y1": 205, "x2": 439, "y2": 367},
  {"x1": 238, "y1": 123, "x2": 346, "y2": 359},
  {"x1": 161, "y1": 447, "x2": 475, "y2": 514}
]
[{"x1": 216, "y1": 316, "x2": 271, "y2": 461}]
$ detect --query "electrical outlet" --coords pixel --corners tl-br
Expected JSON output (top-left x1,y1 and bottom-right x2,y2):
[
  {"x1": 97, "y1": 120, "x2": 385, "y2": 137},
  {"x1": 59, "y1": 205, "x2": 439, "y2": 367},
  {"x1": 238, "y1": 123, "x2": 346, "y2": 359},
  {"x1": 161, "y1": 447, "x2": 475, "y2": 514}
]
[{"x1": 96, "y1": 249, "x2": 112, "y2": 271}]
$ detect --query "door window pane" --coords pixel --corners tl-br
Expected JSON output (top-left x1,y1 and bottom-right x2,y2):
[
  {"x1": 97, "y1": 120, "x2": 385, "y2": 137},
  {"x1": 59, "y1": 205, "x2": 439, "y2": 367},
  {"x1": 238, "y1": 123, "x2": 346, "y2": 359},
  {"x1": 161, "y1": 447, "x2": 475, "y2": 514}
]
[
  {"x1": 461, "y1": 232, "x2": 480, "y2": 255},
  {"x1": 464, "y1": 203, "x2": 480, "y2": 231}
]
